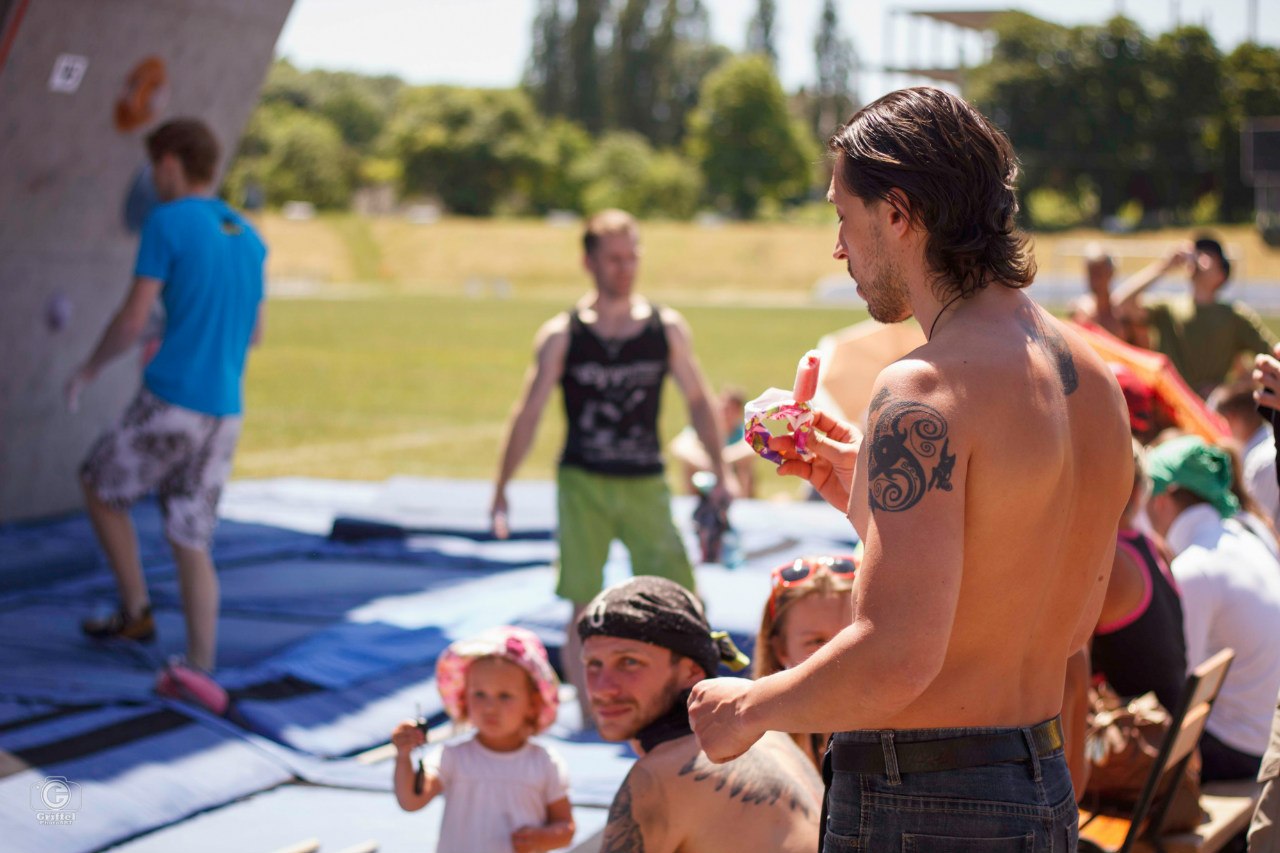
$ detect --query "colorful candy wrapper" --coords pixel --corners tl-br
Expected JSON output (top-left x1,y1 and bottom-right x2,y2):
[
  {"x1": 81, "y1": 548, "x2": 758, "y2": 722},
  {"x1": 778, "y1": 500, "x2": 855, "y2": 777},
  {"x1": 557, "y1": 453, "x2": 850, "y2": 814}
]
[{"x1": 744, "y1": 387, "x2": 815, "y2": 465}]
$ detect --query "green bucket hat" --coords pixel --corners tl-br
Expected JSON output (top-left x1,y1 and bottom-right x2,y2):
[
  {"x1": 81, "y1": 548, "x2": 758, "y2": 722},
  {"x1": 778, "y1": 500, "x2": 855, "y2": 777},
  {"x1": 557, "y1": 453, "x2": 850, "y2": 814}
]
[{"x1": 1146, "y1": 435, "x2": 1240, "y2": 518}]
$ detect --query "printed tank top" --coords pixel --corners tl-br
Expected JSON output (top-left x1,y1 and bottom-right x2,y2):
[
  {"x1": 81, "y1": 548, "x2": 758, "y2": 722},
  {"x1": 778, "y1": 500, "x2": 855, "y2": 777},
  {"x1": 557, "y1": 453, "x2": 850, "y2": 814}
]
[{"x1": 559, "y1": 305, "x2": 668, "y2": 476}]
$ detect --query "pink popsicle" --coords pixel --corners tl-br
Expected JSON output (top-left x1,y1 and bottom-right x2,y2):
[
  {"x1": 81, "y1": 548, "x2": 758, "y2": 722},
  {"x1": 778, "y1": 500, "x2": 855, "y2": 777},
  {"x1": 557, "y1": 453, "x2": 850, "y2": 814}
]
[{"x1": 792, "y1": 350, "x2": 821, "y2": 403}]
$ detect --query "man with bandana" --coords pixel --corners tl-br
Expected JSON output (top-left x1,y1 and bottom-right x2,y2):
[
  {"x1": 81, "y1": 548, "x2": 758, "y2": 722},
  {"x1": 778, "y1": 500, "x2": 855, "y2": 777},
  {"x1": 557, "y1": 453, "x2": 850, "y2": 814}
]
[
  {"x1": 578, "y1": 576, "x2": 822, "y2": 853},
  {"x1": 1144, "y1": 435, "x2": 1280, "y2": 783}
]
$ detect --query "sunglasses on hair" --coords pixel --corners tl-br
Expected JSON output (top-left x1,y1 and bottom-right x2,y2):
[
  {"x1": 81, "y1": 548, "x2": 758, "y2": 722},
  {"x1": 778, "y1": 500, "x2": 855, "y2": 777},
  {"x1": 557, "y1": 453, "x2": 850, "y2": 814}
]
[{"x1": 767, "y1": 555, "x2": 857, "y2": 620}]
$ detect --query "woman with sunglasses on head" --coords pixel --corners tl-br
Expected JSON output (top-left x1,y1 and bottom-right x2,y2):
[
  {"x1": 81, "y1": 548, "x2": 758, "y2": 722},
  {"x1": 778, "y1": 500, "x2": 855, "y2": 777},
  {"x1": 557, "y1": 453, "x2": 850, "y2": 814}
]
[{"x1": 754, "y1": 555, "x2": 857, "y2": 770}]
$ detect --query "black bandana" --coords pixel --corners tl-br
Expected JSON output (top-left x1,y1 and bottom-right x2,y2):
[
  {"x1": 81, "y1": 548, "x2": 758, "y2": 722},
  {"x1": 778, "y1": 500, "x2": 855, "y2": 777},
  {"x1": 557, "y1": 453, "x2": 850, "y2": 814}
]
[
  {"x1": 576, "y1": 576, "x2": 749, "y2": 678},
  {"x1": 636, "y1": 689, "x2": 694, "y2": 753}
]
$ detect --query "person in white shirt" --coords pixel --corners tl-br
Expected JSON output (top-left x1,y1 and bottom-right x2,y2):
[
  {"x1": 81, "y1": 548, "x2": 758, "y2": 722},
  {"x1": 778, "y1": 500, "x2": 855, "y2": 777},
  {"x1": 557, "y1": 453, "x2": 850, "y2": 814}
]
[
  {"x1": 1248, "y1": 347, "x2": 1280, "y2": 850},
  {"x1": 1145, "y1": 435, "x2": 1280, "y2": 782},
  {"x1": 1209, "y1": 379, "x2": 1279, "y2": 530},
  {"x1": 391, "y1": 627, "x2": 574, "y2": 853}
]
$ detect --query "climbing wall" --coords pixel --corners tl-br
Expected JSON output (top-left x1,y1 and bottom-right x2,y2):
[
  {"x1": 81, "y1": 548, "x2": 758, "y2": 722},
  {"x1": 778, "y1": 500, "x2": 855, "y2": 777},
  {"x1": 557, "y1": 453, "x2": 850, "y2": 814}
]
[{"x1": 0, "y1": 0, "x2": 294, "y2": 521}]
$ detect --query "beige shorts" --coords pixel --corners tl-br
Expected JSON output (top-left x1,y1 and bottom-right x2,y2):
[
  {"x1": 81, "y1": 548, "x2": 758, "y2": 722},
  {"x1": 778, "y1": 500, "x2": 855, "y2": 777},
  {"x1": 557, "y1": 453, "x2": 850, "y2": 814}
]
[
  {"x1": 80, "y1": 388, "x2": 242, "y2": 549},
  {"x1": 1250, "y1": 696, "x2": 1280, "y2": 851}
]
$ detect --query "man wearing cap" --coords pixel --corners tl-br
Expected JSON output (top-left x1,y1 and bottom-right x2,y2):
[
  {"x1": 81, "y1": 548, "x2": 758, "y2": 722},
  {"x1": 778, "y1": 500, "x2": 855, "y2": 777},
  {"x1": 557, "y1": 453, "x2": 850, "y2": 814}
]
[
  {"x1": 579, "y1": 576, "x2": 822, "y2": 853},
  {"x1": 1145, "y1": 435, "x2": 1280, "y2": 782},
  {"x1": 1113, "y1": 234, "x2": 1277, "y2": 396}
]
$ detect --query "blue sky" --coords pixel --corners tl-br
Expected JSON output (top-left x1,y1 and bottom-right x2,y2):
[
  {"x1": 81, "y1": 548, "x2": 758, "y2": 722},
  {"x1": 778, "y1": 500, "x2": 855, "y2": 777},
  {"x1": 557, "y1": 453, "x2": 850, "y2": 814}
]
[{"x1": 275, "y1": 0, "x2": 1276, "y2": 101}]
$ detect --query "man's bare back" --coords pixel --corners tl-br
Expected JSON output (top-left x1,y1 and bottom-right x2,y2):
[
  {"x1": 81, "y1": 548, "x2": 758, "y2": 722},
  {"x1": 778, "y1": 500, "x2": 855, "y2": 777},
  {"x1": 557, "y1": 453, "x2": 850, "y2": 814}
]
[
  {"x1": 602, "y1": 731, "x2": 821, "y2": 853},
  {"x1": 848, "y1": 285, "x2": 1132, "y2": 731}
]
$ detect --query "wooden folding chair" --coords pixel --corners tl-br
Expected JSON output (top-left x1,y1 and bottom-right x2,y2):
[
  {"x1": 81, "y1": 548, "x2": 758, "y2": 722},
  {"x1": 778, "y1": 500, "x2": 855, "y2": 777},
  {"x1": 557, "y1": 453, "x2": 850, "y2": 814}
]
[{"x1": 1078, "y1": 648, "x2": 1235, "y2": 853}]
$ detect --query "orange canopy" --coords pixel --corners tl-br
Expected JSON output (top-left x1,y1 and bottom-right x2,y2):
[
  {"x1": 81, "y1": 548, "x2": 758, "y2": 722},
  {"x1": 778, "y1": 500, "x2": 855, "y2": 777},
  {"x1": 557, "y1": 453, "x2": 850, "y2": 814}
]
[{"x1": 1070, "y1": 320, "x2": 1230, "y2": 443}]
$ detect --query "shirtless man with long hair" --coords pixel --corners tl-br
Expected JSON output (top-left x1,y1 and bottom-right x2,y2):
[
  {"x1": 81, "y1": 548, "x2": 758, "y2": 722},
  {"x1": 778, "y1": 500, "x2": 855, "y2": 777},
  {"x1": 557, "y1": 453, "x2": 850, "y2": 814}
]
[{"x1": 690, "y1": 87, "x2": 1133, "y2": 851}]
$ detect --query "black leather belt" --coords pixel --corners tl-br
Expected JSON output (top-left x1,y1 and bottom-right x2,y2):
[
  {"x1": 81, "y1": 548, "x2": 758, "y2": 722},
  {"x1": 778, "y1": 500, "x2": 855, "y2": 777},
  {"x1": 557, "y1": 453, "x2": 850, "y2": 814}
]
[{"x1": 829, "y1": 718, "x2": 1064, "y2": 776}]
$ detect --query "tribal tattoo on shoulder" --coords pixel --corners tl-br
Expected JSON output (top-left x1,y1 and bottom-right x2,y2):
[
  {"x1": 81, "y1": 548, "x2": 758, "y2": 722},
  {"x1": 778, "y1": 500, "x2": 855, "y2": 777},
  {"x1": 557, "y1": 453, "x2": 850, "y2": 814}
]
[
  {"x1": 868, "y1": 385, "x2": 893, "y2": 415},
  {"x1": 1016, "y1": 305, "x2": 1079, "y2": 396},
  {"x1": 868, "y1": 398, "x2": 956, "y2": 513},
  {"x1": 678, "y1": 750, "x2": 814, "y2": 817},
  {"x1": 602, "y1": 774, "x2": 647, "y2": 853},
  {"x1": 1037, "y1": 320, "x2": 1079, "y2": 395}
]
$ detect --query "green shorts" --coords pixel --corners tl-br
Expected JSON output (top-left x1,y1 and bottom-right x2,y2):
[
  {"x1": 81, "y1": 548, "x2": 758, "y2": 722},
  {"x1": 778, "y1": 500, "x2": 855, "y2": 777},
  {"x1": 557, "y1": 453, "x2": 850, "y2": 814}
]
[{"x1": 555, "y1": 465, "x2": 695, "y2": 604}]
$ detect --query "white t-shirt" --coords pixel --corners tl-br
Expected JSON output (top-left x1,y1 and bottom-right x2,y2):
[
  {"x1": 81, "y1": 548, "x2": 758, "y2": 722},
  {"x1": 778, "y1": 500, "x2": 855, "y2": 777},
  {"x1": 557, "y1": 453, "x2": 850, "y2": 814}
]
[
  {"x1": 1168, "y1": 504, "x2": 1280, "y2": 756},
  {"x1": 1244, "y1": 423, "x2": 1280, "y2": 531},
  {"x1": 428, "y1": 735, "x2": 570, "y2": 853}
]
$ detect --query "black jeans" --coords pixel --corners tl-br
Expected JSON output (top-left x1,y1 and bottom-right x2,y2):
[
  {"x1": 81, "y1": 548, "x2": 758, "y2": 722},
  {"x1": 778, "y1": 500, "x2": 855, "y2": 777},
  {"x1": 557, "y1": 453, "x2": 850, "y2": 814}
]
[{"x1": 1200, "y1": 730, "x2": 1263, "y2": 783}]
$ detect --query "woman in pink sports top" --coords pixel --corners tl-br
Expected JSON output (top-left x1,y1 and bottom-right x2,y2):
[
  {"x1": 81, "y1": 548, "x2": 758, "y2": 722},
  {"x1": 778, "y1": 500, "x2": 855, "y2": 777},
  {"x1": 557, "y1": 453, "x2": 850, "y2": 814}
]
[{"x1": 1091, "y1": 439, "x2": 1187, "y2": 713}]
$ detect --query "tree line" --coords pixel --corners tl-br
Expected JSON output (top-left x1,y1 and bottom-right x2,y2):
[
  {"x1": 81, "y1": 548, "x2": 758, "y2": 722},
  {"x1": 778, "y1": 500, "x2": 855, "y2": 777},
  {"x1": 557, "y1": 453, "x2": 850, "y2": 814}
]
[
  {"x1": 225, "y1": 5, "x2": 1279, "y2": 229},
  {"x1": 225, "y1": 0, "x2": 852, "y2": 219},
  {"x1": 968, "y1": 14, "x2": 1280, "y2": 228}
]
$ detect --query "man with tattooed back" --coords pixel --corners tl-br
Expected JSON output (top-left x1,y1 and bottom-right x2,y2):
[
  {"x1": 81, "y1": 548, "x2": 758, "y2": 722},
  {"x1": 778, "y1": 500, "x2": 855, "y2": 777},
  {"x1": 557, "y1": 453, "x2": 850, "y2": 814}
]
[
  {"x1": 580, "y1": 576, "x2": 822, "y2": 852},
  {"x1": 689, "y1": 87, "x2": 1133, "y2": 851}
]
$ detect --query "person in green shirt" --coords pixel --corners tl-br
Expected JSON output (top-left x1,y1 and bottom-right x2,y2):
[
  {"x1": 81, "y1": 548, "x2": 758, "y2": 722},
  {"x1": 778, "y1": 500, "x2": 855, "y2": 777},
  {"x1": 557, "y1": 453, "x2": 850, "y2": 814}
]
[{"x1": 1113, "y1": 235, "x2": 1277, "y2": 397}]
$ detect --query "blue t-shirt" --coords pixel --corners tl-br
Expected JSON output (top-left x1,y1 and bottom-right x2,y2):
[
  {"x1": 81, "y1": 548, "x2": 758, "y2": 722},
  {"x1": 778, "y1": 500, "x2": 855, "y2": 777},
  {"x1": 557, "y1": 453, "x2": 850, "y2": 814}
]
[{"x1": 136, "y1": 198, "x2": 266, "y2": 415}]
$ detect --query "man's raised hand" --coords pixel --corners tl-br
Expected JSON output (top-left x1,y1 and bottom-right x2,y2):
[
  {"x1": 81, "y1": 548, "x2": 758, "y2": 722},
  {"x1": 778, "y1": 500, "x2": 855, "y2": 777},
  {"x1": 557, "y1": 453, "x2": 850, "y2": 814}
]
[
  {"x1": 688, "y1": 677, "x2": 764, "y2": 765},
  {"x1": 1255, "y1": 346, "x2": 1280, "y2": 412}
]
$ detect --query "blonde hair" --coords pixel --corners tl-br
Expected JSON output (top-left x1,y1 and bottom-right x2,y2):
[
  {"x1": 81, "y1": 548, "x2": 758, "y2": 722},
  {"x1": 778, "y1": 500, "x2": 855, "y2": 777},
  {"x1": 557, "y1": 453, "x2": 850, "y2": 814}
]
[
  {"x1": 1131, "y1": 437, "x2": 1148, "y2": 488},
  {"x1": 583, "y1": 209, "x2": 639, "y2": 256},
  {"x1": 753, "y1": 564, "x2": 855, "y2": 680},
  {"x1": 1084, "y1": 241, "x2": 1114, "y2": 269},
  {"x1": 460, "y1": 655, "x2": 543, "y2": 731}
]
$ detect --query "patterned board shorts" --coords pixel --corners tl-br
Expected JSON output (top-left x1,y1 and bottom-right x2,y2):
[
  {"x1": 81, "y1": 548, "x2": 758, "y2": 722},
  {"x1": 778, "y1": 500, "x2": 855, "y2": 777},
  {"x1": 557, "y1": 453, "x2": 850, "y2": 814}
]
[{"x1": 80, "y1": 388, "x2": 242, "y2": 550}]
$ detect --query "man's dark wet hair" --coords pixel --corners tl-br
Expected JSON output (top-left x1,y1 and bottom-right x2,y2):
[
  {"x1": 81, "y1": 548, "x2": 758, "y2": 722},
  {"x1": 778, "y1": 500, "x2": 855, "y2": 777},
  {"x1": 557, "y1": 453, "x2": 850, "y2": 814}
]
[
  {"x1": 1194, "y1": 235, "x2": 1231, "y2": 279},
  {"x1": 146, "y1": 118, "x2": 220, "y2": 185},
  {"x1": 828, "y1": 86, "x2": 1035, "y2": 301},
  {"x1": 1207, "y1": 379, "x2": 1259, "y2": 423}
]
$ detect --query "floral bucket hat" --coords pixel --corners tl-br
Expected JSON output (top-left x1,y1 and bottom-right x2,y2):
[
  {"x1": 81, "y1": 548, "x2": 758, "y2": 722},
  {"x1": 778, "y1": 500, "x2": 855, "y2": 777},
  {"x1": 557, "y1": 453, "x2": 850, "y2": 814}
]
[{"x1": 436, "y1": 626, "x2": 560, "y2": 733}]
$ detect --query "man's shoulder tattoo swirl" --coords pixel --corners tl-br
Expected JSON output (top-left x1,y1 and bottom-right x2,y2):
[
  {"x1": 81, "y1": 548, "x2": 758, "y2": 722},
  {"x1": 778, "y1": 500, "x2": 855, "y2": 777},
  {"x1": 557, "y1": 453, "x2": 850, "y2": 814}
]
[
  {"x1": 868, "y1": 385, "x2": 893, "y2": 416},
  {"x1": 868, "y1": 398, "x2": 956, "y2": 513}
]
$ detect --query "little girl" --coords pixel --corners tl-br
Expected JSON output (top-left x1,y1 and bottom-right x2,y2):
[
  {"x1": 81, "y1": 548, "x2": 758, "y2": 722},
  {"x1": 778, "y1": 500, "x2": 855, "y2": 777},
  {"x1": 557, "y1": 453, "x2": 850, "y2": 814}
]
[
  {"x1": 754, "y1": 554, "x2": 857, "y2": 770},
  {"x1": 392, "y1": 626, "x2": 575, "y2": 853}
]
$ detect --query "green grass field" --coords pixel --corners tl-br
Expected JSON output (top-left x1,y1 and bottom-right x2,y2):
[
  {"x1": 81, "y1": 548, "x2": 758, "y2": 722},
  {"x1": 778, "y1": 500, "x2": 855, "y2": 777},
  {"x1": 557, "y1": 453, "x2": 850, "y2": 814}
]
[
  {"x1": 236, "y1": 293, "x2": 867, "y2": 499},
  {"x1": 235, "y1": 214, "x2": 1280, "y2": 499},
  {"x1": 258, "y1": 213, "x2": 1280, "y2": 295}
]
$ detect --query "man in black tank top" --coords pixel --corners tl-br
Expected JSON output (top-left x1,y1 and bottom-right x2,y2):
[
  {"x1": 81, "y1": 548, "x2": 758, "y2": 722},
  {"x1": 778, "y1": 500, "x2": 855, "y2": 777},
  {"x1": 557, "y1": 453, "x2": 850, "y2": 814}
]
[{"x1": 490, "y1": 209, "x2": 734, "y2": 725}]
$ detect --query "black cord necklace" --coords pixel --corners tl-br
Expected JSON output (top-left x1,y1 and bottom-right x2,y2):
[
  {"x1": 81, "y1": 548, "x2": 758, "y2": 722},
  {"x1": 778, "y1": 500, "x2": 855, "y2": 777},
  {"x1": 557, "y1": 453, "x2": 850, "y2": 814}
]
[{"x1": 928, "y1": 292, "x2": 965, "y2": 340}]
